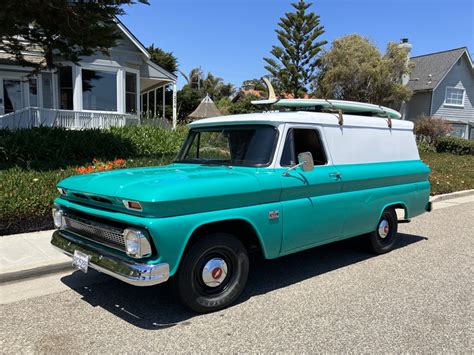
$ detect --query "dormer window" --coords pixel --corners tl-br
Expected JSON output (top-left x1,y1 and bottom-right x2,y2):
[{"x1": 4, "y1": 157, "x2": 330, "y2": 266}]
[{"x1": 444, "y1": 87, "x2": 465, "y2": 107}]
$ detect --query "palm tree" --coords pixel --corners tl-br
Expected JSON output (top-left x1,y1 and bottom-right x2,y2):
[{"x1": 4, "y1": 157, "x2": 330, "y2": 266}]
[
  {"x1": 203, "y1": 72, "x2": 224, "y2": 98},
  {"x1": 179, "y1": 67, "x2": 203, "y2": 90}
]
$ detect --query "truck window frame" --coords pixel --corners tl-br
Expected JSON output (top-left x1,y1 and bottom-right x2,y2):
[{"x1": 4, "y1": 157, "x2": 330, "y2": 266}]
[{"x1": 280, "y1": 127, "x2": 328, "y2": 167}]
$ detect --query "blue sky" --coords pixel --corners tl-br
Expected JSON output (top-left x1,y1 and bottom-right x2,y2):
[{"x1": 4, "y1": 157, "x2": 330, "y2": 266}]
[{"x1": 120, "y1": 0, "x2": 473, "y2": 89}]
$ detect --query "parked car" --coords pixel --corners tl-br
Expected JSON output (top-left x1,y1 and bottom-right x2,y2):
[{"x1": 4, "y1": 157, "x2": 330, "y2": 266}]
[{"x1": 51, "y1": 110, "x2": 431, "y2": 312}]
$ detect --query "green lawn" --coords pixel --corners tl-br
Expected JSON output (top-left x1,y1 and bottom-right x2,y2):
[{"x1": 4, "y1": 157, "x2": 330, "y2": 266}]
[{"x1": 420, "y1": 151, "x2": 474, "y2": 195}]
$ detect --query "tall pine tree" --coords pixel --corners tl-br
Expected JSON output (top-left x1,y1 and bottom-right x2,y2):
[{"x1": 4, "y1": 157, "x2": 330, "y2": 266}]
[{"x1": 264, "y1": 0, "x2": 326, "y2": 97}]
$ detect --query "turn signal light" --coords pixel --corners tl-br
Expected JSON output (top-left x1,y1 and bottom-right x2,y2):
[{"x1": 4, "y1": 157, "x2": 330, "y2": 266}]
[{"x1": 123, "y1": 200, "x2": 142, "y2": 211}]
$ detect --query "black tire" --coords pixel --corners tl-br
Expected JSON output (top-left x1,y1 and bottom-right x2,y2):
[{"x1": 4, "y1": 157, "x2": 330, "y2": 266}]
[
  {"x1": 367, "y1": 207, "x2": 398, "y2": 254},
  {"x1": 175, "y1": 233, "x2": 249, "y2": 313}
]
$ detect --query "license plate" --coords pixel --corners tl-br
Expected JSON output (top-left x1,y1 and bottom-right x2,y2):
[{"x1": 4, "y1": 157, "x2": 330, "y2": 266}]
[{"x1": 72, "y1": 250, "x2": 90, "y2": 273}]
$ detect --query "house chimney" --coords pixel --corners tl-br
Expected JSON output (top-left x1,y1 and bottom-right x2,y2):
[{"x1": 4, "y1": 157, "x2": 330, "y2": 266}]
[
  {"x1": 398, "y1": 38, "x2": 412, "y2": 86},
  {"x1": 398, "y1": 38, "x2": 412, "y2": 120}
]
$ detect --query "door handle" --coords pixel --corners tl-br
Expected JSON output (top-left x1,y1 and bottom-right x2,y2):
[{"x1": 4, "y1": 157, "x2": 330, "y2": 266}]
[{"x1": 329, "y1": 172, "x2": 342, "y2": 179}]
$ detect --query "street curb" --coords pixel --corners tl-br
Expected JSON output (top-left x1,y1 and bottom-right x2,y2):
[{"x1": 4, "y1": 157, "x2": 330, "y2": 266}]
[
  {"x1": 0, "y1": 262, "x2": 73, "y2": 284},
  {"x1": 430, "y1": 189, "x2": 474, "y2": 203}
]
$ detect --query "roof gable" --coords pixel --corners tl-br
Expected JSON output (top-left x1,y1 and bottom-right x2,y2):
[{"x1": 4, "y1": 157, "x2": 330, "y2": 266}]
[
  {"x1": 115, "y1": 18, "x2": 150, "y2": 59},
  {"x1": 407, "y1": 47, "x2": 470, "y2": 92}
]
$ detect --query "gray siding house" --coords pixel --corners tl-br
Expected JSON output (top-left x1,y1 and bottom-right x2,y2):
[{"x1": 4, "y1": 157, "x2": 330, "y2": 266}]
[
  {"x1": 0, "y1": 20, "x2": 178, "y2": 129},
  {"x1": 406, "y1": 47, "x2": 474, "y2": 139}
]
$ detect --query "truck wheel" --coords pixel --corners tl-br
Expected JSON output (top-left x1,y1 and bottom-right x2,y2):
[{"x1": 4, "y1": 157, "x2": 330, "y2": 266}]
[
  {"x1": 368, "y1": 207, "x2": 398, "y2": 254},
  {"x1": 176, "y1": 233, "x2": 249, "y2": 313}
]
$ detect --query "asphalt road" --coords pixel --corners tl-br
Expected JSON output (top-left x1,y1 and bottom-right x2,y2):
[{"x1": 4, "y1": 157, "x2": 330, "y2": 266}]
[{"x1": 1, "y1": 201, "x2": 473, "y2": 353}]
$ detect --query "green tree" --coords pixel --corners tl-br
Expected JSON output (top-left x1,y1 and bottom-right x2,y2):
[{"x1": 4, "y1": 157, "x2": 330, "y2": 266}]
[
  {"x1": 315, "y1": 34, "x2": 412, "y2": 108},
  {"x1": 0, "y1": 0, "x2": 148, "y2": 71},
  {"x1": 180, "y1": 67, "x2": 204, "y2": 90},
  {"x1": 177, "y1": 85, "x2": 202, "y2": 122},
  {"x1": 264, "y1": 0, "x2": 326, "y2": 97},
  {"x1": 203, "y1": 72, "x2": 224, "y2": 98},
  {"x1": 147, "y1": 44, "x2": 178, "y2": 74}
]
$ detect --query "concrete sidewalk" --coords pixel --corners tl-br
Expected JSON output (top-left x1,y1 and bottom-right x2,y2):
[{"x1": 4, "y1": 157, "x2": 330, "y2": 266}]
[
  {"x1": 0, "y1": 230, "x2": 71, "y2": 283},
  {"x1": 1, "y1": 189, "x2": 473, "y2": 284}
]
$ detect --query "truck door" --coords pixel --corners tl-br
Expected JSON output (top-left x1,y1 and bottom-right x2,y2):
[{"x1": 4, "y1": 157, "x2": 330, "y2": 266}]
[{"x1": 279, "y1": 126, "x2": 344, "y2": 253}]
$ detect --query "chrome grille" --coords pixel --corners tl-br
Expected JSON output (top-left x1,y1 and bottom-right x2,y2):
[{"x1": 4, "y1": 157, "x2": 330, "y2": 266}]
[{"x1": 64, "y1": 215, "x2": 125, "y2": 251}]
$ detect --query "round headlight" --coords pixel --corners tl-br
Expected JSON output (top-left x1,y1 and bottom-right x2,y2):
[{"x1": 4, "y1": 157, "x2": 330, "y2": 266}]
[
  {"x1": 123, "y1": 229, "x2": 151, "y2": 258},
  {"x1": 124, "y1": 229, "x2": 141, "y2": 256},
  {"x1": 52, "y1": 208, "x2": 64, "y2": 229}
]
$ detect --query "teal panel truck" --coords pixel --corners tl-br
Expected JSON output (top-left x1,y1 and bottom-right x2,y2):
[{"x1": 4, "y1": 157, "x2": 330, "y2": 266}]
[{"x1": 51, "y1": 103, "x2": 431, "y2": 313}]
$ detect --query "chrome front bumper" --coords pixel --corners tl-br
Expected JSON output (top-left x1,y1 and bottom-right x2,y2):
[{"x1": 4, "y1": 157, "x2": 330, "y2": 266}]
[{"x1": 51, "y1": 230, "x2": 169, "y2": 286}]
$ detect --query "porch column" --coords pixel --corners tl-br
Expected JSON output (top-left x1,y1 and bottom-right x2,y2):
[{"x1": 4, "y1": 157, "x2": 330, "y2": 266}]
[
  {"x1": 72, "y1": 65, "x2": 82, "y2": 111},
  {"x1": 162, "y1": 85, "x2": 166, "y2": 119},
  {"x1": 52, "y1": 71, "x2": 59, "y2": 109},
  {"x1": 172, "y1": 83, "x2": 177, "y2": 129}
]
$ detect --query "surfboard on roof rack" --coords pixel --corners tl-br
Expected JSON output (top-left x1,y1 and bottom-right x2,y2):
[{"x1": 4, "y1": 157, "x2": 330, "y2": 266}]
[{"x1": 251, "y1": 77, "x2": 402, "y2": 120}]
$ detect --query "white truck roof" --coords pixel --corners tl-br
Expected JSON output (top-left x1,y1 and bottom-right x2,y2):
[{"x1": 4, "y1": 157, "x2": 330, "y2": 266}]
[{"x1": 188, "y1": 111, "x2": 414, "y2": 131}]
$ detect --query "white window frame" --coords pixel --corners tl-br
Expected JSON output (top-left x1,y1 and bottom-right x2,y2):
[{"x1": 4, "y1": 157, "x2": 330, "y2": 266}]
[
  {"x1": 124, "y1": 68, "x2": 140, "y2": 116},
  {"x1": 79, "y1": 64, "x2": 120, "y2": 113},
  {"x1": 444, "y1": 86, "x2": 465, "y2": 108}
]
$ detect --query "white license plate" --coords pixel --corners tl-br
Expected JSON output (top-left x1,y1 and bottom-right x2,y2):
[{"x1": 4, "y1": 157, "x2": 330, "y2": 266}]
[{"x1": 72, "y1": 250, "x2": 90, "y2": 273}]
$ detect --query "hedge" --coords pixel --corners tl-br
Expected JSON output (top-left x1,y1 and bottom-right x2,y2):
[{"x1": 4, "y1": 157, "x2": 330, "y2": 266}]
[
  {"x1": 0, "y1": 156, "x2": 176, "y2": 235},
  {"x1": 0, "y1": 125, "x2": 188, "y2": 170},
  {"x1": 435, "y1": 136, "x2": 474, "y2": 155}
]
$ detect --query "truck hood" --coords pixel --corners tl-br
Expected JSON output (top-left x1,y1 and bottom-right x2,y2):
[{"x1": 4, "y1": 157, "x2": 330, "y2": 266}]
[{"x1": 58, "y1": 164, "x2": 279, "y2": 217}]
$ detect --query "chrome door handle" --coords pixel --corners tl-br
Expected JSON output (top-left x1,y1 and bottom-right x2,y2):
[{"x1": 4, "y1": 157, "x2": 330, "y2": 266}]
[{"x1": 329, "y1": 172, "x2": 342, "y2": 179}]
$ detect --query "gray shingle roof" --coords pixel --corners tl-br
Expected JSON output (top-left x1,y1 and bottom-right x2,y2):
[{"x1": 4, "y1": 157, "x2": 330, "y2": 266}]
[{"x1": 407, "y1": 47, "x2": 467, "y2": 92}]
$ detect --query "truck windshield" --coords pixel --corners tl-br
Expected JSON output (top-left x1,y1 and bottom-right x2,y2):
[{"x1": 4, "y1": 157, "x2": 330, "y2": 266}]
[{"x1": 176, "y1": 125, "x2": 278, "y2": 167}]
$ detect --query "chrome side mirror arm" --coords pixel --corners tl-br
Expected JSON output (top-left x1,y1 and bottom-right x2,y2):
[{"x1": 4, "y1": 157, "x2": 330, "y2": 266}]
[{"x1": 282, "y1": 161, "x2": 306, "y2": 176}]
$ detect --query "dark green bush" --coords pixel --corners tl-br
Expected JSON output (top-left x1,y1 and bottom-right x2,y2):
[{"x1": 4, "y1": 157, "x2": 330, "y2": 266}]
[
  {"x1": 0, "y1": 125, "x2": 188, "y2": 169},
  {"x1": 435, "y1": 136, "x2": 474, "y2": 155}
]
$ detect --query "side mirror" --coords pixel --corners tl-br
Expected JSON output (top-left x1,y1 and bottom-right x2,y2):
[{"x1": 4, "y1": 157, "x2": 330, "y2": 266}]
[
  {"x1": 283, "y1": 151, "x2": 314, "y2": 176},
  {"x1": 298, "y1": 152, "x2": 314, "y2": 172}
]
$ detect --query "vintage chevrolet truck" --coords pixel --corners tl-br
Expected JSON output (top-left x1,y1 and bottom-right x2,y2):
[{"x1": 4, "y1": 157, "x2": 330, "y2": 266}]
[{"x1": 51, "y1": 108, "x2": 431, "y2": 312}]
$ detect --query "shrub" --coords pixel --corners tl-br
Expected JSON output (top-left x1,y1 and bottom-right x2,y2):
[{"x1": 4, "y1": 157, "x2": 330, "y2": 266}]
[
  {"x1": 109, "y1": 125, "x2": 187, "y2": 156},
  {"x1": 435, "y1": 136, "x2": 474, "y2": 155},
  {"x1": 0, "y1": 125, "x2": 188, "y2": 170},
  {"x1": 0, "y1": 155, "x2": 176, "y2": 235},
  {"x1": 414, "y1": 116, "x2": 452, "y2": 145},
  {"x1": 417, "y1": 141, "x2": 436, "y2": 153}
]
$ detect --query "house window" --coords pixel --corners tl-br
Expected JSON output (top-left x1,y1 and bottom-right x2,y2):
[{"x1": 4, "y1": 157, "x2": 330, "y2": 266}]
[
  {"x1": 59, "y1": 66, "x2": 73, "y2": 110},
  {"x1": 41, "y1": 73, "x2": 53, "y2": 109},
  {"x1": 29, "y1": 78, "x2": 38, "y2": 107},
  {"x1": 450, "y1": 124, "x2": 466, "y2": 139},
  {"x1": 82, "y1": 69, "x2": 117, "y2": 111},
  {"x1": 3, "y1": 79, "x2": 22, "y2": 113},
  {"x1": 444, "y1": 87, "x2": 465, "y2": 107},
  {"x1": 125, "y1": 72, "x2": 137, "y2": 113}
]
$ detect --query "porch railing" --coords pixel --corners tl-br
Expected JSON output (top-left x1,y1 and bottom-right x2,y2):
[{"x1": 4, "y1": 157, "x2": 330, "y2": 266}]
[{"x1": 0, "y1": 107, "x2": 140, "y2": 130}]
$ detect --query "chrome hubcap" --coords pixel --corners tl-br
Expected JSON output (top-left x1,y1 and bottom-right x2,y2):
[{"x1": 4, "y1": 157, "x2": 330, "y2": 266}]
[
  {"x1": 202, "y1": 258, "x2": 228, "y2": 287},
  {"x1": 378, "y1": 219, "x2": 390, "y2": 238}
]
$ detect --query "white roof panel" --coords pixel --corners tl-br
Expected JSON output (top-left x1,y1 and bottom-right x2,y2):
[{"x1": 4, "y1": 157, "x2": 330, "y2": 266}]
[{"x1": 188, "y1": 111, "x2": 414, "y2": 130}]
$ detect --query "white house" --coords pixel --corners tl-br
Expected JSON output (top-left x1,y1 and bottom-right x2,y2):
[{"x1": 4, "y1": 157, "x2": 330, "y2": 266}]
[{"x1": 0, "y1": 20, "x2": 178, "y2": 129}]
